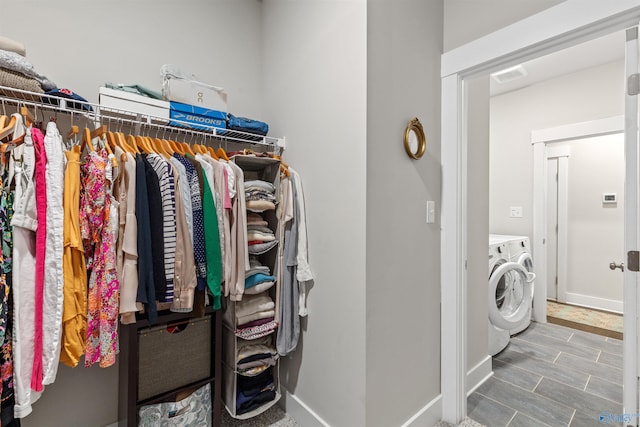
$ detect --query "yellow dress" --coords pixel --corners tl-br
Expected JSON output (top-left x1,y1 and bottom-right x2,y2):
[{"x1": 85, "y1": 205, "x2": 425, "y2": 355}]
[{"x1": 59, "y1": 146, "x2": 87, "y2": 367}]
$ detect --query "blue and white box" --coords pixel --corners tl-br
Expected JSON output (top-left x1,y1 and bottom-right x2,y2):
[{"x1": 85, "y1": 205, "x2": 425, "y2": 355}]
[{"x1": 169, "y1": 101, "x2": 227, "y2": 131}]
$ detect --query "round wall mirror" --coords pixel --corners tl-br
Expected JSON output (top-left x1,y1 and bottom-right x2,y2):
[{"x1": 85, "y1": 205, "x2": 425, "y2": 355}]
[{"x1": 403, "y1": 117, "x2": 426, "y2": 160}]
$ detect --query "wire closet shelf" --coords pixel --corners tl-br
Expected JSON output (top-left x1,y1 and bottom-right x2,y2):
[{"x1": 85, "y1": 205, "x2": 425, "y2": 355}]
[{"x1": 0, "y1": 85, "x2": 285, "y2": 153}]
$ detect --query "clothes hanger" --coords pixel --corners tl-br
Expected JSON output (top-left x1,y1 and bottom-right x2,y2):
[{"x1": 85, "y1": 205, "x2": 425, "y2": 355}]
[
  {"x1": 161, "y1": 138, "x2": 175, "y2": 156},
  {"x1": 206, "y1": 144, "x2": 219, "y2": 160},
  {"x1": 0, "y1": 115, "x2": 17, "y2": 141},
  {"x1": 216, "y1": 147, "x2": 230, "y2": 161},
  {"x1": 126, "y1": 134, "x2": 141, "y2": 154},
  {"x1": 81, "y1": 127, "x2": 95, "y2": 153},
  {"x1": 67, "y1": 125, "x2": 79, "y2": 141},
  {"x1": 152, "y1": 137, "x2": 170, "y2": 159},
  {"x1": 0, "y1": 116, "x2": 6, "y2": 130},
  {"x1": 20, "y1": 106, "x2": 34, "y2": 127},
  {"x1": 135, "y1": 135, "x2": 152, "y2": 154},
  {"x1": 169, "y1": 139, "x2": 184, "y2": 155},
  {"x1": 106, "y1": 131, "x2": 126, "y2": 161}
]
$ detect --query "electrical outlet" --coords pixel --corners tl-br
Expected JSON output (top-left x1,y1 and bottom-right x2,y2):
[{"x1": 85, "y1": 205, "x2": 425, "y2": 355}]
[{"x1": 510, "y1": 206, "x2": 523, "y2": 218}]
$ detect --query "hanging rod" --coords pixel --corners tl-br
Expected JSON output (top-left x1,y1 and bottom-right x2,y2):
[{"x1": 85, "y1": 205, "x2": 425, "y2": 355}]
[{"x1": 0, "y1": 85, "x2": 286, "y2": 153}]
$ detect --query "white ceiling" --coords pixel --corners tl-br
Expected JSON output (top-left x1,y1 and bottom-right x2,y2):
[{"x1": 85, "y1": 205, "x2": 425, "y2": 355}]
[{"x1": 490, "y1": 30, "x2": 626, "y2": 96}]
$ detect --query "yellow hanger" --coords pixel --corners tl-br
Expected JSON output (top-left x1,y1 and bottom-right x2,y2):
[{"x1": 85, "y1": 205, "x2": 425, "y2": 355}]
[
  {"x1": 169, "y1": 139, "x2": 183, "y2": 155},
  {"x1": 162, "y1": 139, "x2": 175, "y2": 156},
  {"x1": 216, "y1": 147, "x2": 229, "y2": 161},
  {"x1": 0, "y1": 116, "x2": 6, "y2": 130},
  {"x1": 153, "y1": 138, "x2": 171, "y2": 159},
  {"x1": 181, "y1": 141, "x2": 196, "y2": 157},
  {"x1": 107, "y1": 132, "x2": 127, "y2": 162},
  {"x1": 126, "y1": 134, "x2": 141, "y2": 154},
  {"x1": 0, "y1": 115, "x2": 17, "y2": 141},
  {"x1": 135, "y1": 135, "x2": 152, "y2": 154},
  {"x1": 206, "y1": 146, "x2": 219, "y2": 160},
  {"x1": 81, "y1": 127, "x2": 95, "y2": 152},
  {"x1": 20, "y1": 106, "x2": 34, "y2": 127},
  {"x1": 67, "y1": 125, "x2": 79, "y2": 142}
]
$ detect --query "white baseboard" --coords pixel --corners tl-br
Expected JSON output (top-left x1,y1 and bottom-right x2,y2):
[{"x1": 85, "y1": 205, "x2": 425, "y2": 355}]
[
  {"x1": 564, "y1": 292, "x2": 623, "y2": 314},
  {"x1": 281, "y1": 388, "x2": 331, "y2": 427},
  {"x1": 466, "y1": 355, "x2": 493, "y2": 396},
  {"x1": 278, "y1": 360, "x2": 491, "y2": 427},
  {"x1": 400, "y1": 394, "x2": 442, "y2": 427}
]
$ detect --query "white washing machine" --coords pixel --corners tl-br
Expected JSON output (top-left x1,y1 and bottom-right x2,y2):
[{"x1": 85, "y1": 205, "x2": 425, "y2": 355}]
[{"x1": 487, "y1": 235, "x2": 535, "y2": 355}]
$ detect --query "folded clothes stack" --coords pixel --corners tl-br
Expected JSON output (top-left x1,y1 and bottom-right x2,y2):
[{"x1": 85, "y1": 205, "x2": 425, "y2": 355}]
[
  {"x1": 0, "y1": 36, "x2": 56, "y2": 93},
  {"x1": 236, "y1": 336, "x2": 278, "y2": 414},
  {"x1": 235, "y1": 293, "x2": 278, "y2": 339},
  {"x1": 245, "y1": 180, "x2": 276, "y2": 212},
  {"x1": 244, "y1": 257, "x2": 275, "y2": 296},
  {"x1": 246, "y1": 212, "x2": 278, "y2": 255}
]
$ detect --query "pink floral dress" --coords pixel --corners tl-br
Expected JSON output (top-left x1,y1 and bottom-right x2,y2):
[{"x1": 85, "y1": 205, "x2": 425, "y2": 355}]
[{"x1": 80, "y1": 149, "x2": 119, "y2": 368}]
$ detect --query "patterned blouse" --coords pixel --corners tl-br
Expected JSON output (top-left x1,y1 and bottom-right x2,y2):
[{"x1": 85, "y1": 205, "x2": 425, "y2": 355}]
[{"x1": 80, "y1": 149, "x2": 119, "y2": 368}]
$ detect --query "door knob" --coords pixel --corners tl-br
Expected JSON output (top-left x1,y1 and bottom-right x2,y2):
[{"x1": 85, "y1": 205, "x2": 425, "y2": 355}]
[{"x1": 609, "y1": 262, "x2": 625, "y2": 272}]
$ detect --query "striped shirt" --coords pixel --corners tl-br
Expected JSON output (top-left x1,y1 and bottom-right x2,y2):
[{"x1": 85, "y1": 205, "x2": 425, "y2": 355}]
[{"x1": 147, "y1": 154, "x2": 177, "y2": 302}]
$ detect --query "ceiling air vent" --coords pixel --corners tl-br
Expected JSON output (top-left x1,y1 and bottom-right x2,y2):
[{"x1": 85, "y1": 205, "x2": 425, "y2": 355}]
[{"x1": 491, "y1": 64, "x2": 528, "y2": 84}]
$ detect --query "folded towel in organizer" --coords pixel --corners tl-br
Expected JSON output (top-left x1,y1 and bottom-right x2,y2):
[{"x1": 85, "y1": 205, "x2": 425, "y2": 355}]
[
  {"x1": 244, "y1": 281, "x2": 275, "y2": 296},
  {"x1": 236, "y1": 293, "x2": 274, "y2": 317},
  {"x1": 245, "y1": 265, "x2": 271, "y2": 279},
  {"x1": 0, "y1": 49, "x2": 56, "y2": 90},
  {"x1": 237, "y1": 310, "x2": 275, "y2": 326},
  {"x1": 246, "y1": 231, "x2": 275, "y2": 242},
  {"x1": 248, "y1": 240, "x2": 278, "y2": 255},
  {"x1": 244, "y1": 180, "x2": 275, "y2": 193},
  {"x1": 245, "y1": 273, "x2": 276, "y2": 289},
  {"x1": 247, "y1": 212, "x2": 266, "y2": 223},
  {"x1": 246, "y1": 200, "x2": 276, "y2": 212},
  {"x1": 235, "y1": 320, "x2": 278, "y2": 340},
  {"x1": 247, "y1": 219, "x2": 269, "y2": 228},
  {"x1": 0, "y1": 36, "x2": 26, "y2": 57},
  {"x1": 0, "y1": 67, "x2": 43, "y2": 93},
  {"x1": 247, "y1": 224, "x2": 273, "y2": 234}
]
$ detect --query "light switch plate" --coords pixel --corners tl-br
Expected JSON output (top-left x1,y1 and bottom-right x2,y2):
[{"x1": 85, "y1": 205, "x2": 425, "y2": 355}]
[{"x1": 426, "y1": 201, "x2": 435, "y2": 223}]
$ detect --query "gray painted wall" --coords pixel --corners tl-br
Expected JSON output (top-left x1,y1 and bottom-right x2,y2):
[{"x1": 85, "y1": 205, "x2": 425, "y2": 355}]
[
  {"x1": 261, "y1": 2, "x2": 368, "y2": 426},
  {"x1": 466, "y1": 76, "x2": 490, "y2": 373},
  {"x1": 489, "y1": 60, "x2": 624, "y2": 238},
  {"x1": 443, "y1": 0, "x2": 565, "y2": 51},
  {"x1": 366, "y1": 1, "x2": 443, "y2": 426}
]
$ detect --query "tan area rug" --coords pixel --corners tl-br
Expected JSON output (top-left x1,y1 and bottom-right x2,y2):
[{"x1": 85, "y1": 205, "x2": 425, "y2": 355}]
[{"x1": 547, "y1": 300, "x2": 623, "y2": 339}]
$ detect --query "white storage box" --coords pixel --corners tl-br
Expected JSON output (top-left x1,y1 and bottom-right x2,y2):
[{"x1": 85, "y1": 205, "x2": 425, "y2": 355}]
[
  {"x1": 98, "y1": 87, "x2": 170, "y2": 119},
  {"x1": 163, "y1": 78, "x2": 228, "y2": 112}
]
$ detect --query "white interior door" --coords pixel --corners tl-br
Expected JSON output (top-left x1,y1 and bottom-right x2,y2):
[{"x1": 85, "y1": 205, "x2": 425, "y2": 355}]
[
  {"x1": 623, "y1": 25, "x2": 640, "y2": 421},
  {"x1": 547, "y1": 158, "x2": 559, "y2": 301}
]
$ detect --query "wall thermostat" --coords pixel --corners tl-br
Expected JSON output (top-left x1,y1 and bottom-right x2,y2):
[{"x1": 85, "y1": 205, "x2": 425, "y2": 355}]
[{"x1": 603, "y1": 193, "x2": 617, "y2": 204}]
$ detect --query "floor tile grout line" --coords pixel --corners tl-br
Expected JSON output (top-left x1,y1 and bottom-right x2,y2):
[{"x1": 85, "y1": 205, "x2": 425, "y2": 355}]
[
  {"x1": 533, "y1": 370, "x2": 624, "y2": 408},
  {"x1": 495, "y1": 352, "x2": 590, "y2": 391},
  {"x1": 568, "y1": 409, "x2": 576, "y2": 426},
  {"x1": 481, "y1": 377, "x2": 577, "y2": 424},
  {"x1": 552, "y1": 351, "x2": 561, "y2": 364},
  {"x1": 474, "y1": 391, "x2": 555, "y2": 427},
  {"x1": 516, "y1": 332, "x2": 601, "y2": 361},
  {"x1": 584, "y1": 375, "x2": 591, "y2": 392},
  {"x1": 504, "y1": 410, "x2": 518, "y2": 427},
  {"x1": 532, "y1": 375, "x2": 544, "y2": 393}
]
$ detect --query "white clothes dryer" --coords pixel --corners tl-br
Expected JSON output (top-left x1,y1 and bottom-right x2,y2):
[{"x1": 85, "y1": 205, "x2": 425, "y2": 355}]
[{"x1": 487, "y1": 236, "x2": 535, "y2": 356}]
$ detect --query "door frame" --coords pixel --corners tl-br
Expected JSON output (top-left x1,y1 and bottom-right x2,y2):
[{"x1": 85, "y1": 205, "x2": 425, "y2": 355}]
[
  {"x1": 440, "y1": 2, "x2": 640, "y2": 423},
  {"x1": 531, "y1": 116, "x2": 624, "y2": 315}
]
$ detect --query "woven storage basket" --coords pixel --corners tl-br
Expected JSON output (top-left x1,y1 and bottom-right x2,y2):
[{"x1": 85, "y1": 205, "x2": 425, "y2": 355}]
[{"x1": 138, "y1": 316, "x2": 212, "y2": 401}]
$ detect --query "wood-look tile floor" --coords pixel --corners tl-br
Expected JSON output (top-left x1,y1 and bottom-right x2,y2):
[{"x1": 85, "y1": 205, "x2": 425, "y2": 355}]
[{"x1": 468, "y1": 321, "x2": 624, "y2": 427}]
